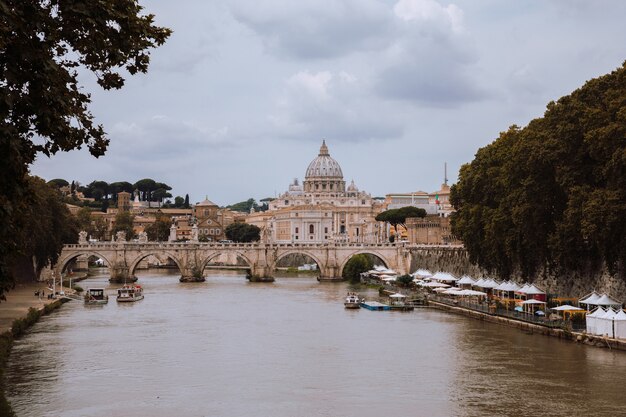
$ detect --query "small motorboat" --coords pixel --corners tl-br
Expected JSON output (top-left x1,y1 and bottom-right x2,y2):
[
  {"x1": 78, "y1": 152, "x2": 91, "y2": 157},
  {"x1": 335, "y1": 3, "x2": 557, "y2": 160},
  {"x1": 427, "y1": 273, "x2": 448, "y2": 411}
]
[
  {"x1": 117, "y1": 285, "x2": 144, "y2": 302},
  {"x1": 344, "y1": 292, "x2": 361, "y2": 309},
  {"x1": 84, "y1": 288, "x2": 108, "y2": 305}
]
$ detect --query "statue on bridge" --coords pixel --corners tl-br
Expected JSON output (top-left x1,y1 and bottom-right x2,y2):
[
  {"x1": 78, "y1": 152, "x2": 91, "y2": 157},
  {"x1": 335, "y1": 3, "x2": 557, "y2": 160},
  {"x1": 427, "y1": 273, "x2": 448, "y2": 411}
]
[{"x1": 78, "y1": 230, "x2": 88, "y2": 244}]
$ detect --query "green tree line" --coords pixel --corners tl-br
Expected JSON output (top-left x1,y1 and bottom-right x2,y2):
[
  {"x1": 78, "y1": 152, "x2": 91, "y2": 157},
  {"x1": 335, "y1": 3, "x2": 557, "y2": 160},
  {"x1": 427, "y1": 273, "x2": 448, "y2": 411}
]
[{"x1": 451, "y1": 62, "x2": 626, "y2": 280}]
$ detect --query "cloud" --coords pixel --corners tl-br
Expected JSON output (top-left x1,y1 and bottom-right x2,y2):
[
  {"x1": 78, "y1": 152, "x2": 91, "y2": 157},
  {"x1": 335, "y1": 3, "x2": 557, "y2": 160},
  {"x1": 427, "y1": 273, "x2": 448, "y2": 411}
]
[
  {"x1": 230, "y1": 0, "x2": 392, "y2": 59},
  {"x1": 107, "y1": 116, "x2": 231, "y2": 161},
  {"x1": 270, "y1": 70, "x2": 403, "y2": 142}
]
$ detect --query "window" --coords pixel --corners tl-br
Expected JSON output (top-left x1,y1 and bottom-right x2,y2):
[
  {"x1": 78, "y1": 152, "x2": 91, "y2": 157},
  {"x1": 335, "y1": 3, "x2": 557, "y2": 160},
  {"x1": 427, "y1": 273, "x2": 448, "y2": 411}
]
[
  {"x1": 215, "y1": 229, "x2": 220, "y2": 235},
  {"x1": 295, "y1": 227, "x2": 299, "y2": 233},
  {"x1": 362, "y1": 200, "x2": 365, "y2": 205},
  {"x1": 324, "y1": 227, "x2": 328, "y2": 234},
  {"x1": 309, "y1": 224, "x2": 314, "y2": 234},
  {"x1": 204, "y1": 209, "x2": 209, "y2": 216},
  {"x1": 209, "y1": 229, "x2": 214, "y2": 235},
  {"x1": 284, "y1": 200, "x2": 288, "y2": 205},
  {"x1": 295, "y1": 236, "x2": 299, "y2": 240}
]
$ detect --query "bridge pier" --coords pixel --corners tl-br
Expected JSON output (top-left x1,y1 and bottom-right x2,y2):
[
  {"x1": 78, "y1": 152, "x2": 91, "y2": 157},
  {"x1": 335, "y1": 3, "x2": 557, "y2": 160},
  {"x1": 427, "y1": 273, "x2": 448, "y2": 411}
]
[
  {"x1": 247, "y1": 265, "x2": 275, "y2": 283},
  {"x1": 109, "y1": 264, "x2": 137, "y2": 283},
  {"x1": 179, "y1": 266, "x2": 206, "y2": 283},
  {"x1": 317, "y1": 265, "x2": 344, "y2": 282}
]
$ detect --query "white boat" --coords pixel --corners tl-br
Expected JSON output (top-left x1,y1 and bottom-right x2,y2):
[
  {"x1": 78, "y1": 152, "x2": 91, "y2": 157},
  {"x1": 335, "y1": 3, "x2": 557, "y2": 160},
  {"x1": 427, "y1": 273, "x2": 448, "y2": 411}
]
[
  {"x1": 84, "y1": 288, "x2": 108, "y2": 305},
  {"x1": 117, "y1": 285, "x2": 144, "y2": 302},
  {"x1": 344, "y1": 293, "x2": 361, "y2": 309}
]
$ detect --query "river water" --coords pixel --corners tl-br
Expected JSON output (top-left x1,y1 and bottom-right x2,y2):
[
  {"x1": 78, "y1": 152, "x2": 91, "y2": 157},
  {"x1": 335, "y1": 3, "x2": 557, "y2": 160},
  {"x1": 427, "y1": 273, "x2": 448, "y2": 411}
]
[{"x1": 6, "y1": 269, "x2": 626, "y2": 417}]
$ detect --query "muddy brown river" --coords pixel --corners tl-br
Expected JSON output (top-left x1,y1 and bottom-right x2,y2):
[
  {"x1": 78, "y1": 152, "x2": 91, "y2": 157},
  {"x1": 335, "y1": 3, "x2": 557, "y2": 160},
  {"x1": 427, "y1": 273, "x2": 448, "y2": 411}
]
[{"x1": 6, "y1": 269, "x2": 626, "y2": 417}]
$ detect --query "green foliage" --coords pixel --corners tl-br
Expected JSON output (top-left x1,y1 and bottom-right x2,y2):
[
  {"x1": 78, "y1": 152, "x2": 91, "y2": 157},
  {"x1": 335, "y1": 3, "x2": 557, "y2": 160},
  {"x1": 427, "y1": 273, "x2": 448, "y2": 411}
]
[
  {"x1": 375, "y1": 206, "x2": 427, "y2": 229},
  {"x1": 112, "y1": 211, "x2": 135, "y2": 241},
  {"x1": 451, "y1": 62, "x2": 626, "y2": 279},
  {"x1": 145, "y1": 215, "x2": 171, "y2": 242},
  {"x1": 174, "y1": 196, "x2": 185, "y2": 208},
  {"x1": 184, "y1": 194, "x2": 190, "y2": 209},
  {"x1": 47, "y1": 179, "x2": 69, "y2": 189},
  {"x1": 225, "y1": 223, "x2": 261, "y2": 242},
  {"x1": 227, "y1": 198, "x2": 267, "y2": 213},
  {"x1": 342, "y1": 254, "x2": 373, "y2": 283},
  {"x1": 76, "y1": 207, "x2": 94, "y2": 236},
  {"x1": 396, "y1": 274, "x2": 413, "y2": 286}
]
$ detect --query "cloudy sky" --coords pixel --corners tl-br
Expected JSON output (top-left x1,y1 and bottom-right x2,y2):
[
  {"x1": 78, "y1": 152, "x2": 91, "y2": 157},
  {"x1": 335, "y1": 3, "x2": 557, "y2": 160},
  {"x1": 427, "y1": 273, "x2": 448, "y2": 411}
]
[{"x1": 31, "y1": 0, "x2": 626, "y2": 206}]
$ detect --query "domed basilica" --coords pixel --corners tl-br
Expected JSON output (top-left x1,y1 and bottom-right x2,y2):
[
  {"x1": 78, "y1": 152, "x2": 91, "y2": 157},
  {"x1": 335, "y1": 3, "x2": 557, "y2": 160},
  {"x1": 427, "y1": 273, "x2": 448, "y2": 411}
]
[{"x1": 249, "y1": 141, "x2": 385, "y2": 244}]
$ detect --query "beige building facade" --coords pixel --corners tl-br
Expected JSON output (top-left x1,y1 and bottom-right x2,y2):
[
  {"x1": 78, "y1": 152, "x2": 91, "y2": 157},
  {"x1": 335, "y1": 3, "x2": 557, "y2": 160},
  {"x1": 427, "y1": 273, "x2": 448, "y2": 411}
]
[{"x1": 248, "y1": 141, "x2": 386, "y2": 243}]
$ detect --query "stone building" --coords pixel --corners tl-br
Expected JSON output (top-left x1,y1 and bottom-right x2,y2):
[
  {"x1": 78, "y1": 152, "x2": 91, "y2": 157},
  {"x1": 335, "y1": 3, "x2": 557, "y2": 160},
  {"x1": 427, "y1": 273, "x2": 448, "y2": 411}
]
[
  {"x1": 406, "y1": 215, "x2": 460, "y2": 245},
  {"x1": 193, "y1": 198, "x2": 233, "y2": 241},
  {"x1": 247, "y1": 140, "x2": 386, "y2": 243}
]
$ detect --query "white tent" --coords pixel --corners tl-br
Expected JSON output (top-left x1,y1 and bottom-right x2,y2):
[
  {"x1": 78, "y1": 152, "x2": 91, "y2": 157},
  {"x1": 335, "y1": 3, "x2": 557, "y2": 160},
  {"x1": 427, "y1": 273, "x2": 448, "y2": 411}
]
[
  {"x1": 524, "y1": 284, "x2": 545, "y2": 296},
  {"x1": 586, "y1": 307, "x2": 606, "y2": 335},
  {"x1": 579, "y1": 291, "x2": 601, "y2": 306},
  {"x1": 596, "y1": 308, "x2": 617, "y2": 338},
  {"x1": 389, "y1": 293, "x2": 407, "y2": 298},
  {"x1": 460, "y1": 289, "x2": 488, "y2": 297},
  {"x1": 595, "y1": 294, "x2": 622, "y2": 308},
  {"x1": 473, "y1": 278, "x2": 487, "y2": 287},
  {"x1": 423, "y1": 281, "x2": 450, "y2": 288},
  {"x1": 521, "y1": 298, "x2": 545, "y2": 314},
  {"x1": 457, "y1": 276, "x2": 476, "y2": 287},
  {"x1": 614, "y1": 309, "x2": 626, "y2": 339},
  {"x1": 477, "y1": 278, "x2": 500, "y2": 289},
  {"x1": 411, "y1": 269, "x2": 432, "y2": 278},
  {"x1": 431, "y1": 271, "x2": 458, "y2": 282},
  {"x1": 552, "y1": 305, "x2": 584, "y2": 312}
]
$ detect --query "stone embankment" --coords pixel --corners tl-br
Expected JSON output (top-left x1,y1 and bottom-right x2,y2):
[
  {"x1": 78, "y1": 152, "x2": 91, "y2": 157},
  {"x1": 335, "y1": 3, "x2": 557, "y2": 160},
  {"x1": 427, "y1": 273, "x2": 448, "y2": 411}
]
[
  {"x1": 408, "y1": 247, "x2": 626, "y2": 301},
  {"x1": 428, "y1": 299, "x2": 626, "y2": 352}
]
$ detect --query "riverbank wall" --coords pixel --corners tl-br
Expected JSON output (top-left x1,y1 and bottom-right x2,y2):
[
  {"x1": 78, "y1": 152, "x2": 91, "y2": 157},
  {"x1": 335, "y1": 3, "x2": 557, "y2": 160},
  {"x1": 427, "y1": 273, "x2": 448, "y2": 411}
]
[
  {"x1": 428, "y1": 300, "x2": 626, "y2": 352},
  {"x1": 408, "y1": 247, "x2": 626, "y2": 301}
]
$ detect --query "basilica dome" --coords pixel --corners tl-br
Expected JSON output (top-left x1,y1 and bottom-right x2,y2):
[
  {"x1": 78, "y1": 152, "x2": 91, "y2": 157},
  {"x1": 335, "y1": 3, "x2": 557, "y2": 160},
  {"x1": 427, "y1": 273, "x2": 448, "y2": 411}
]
[{"x1": 305, "y1": 140, "x2": 344, "y2": 179}]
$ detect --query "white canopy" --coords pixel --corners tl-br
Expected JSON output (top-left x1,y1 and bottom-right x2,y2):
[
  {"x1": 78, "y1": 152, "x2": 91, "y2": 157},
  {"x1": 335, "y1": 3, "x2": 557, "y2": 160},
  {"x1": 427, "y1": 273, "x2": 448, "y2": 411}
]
[
  {"x1": 579, "y1": 291, "x2": 601, "y2": 305},
  {"x1": 389, "y1": 293, "x2": 407, "y2": 298},
  {"x1": 614, "y1": 309, "x2": 626, "y2": 321},
  {"x1": 495, "y1": 281, "x2": 521, "y2": 292},
  {"x1": 473, "y1": 278, "x2": 486, "y2": 287},
  {"x1": 457, "y1": 276, "x2": 476, "y2": 285},
  {"x1": 422, "y1": 282, "x2": 450, "y2": 288},
  {"x1": 411, "y1": 269, "x2": 432, "y2": 278},
  {"x1": 595, "y1": 294, "x2": 622, "y2": 307},
  {"x1": 587, "y1": 307, "x2": 606, "y2": 317},
  {"x1": 522, "y1": 299, "x2": 546, "y2": 305},
  {"x1": 431, "y1": 271, "x2": 458, "y2": 282},
  {"x1": 551, "y1": 305, "x2": 584, "y2": 311},
  {"x1": 479, "y1": 279, "x2": 500, "y2": 289},
  {"x1": 460, "y1": 289, "x2": 488, "y2": 297},
  {"x1": 520, "y1": 284, "x2": 545, "y2": 295}
]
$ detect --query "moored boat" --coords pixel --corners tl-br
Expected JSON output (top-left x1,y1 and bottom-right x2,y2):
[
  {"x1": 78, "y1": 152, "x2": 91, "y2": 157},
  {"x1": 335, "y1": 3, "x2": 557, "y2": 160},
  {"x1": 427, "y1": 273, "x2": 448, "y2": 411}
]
[
  {"x1": 344, "y1": 292, "x2": 361, "y2": 309},
  {"x1": 117, "y1": 285, "x2": 144, "y2": 302},
  {"x1": 84, "y1": 288, "x2": 108, "y2": 305}
]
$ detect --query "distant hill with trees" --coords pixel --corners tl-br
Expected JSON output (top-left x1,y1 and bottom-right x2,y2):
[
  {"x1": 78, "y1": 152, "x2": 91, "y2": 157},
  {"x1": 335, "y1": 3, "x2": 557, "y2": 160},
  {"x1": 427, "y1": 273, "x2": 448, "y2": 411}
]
[{"x1": 451, "y1": 62, "x2": 626, "y2": 281}]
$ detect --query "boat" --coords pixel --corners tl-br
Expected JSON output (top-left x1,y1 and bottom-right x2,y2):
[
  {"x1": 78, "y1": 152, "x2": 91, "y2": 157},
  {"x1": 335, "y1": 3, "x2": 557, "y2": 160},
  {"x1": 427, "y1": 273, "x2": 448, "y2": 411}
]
[
  {"x1": 344, "y1": 292, "x2": 361, "y2": 309},
  {"x1": 116, "y1": 285, "x2": 144, "y2": 302},
  {"x1": 84, "y1": 288, "x2": 109, "y2": 305}
]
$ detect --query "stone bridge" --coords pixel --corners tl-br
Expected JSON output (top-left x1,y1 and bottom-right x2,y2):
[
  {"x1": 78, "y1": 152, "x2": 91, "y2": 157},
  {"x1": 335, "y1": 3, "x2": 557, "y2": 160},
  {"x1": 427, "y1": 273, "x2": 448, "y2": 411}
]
[{"x1": 55, "y1": 242, "x2": 460, "y2": 283}]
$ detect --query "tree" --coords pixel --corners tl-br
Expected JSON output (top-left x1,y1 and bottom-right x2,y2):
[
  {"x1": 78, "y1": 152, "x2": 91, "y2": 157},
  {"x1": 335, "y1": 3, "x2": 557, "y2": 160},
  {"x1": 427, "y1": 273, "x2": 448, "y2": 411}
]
[
  {"x1": 375, "y1": 206, "x2": 427, "y2": 238},
  {"x1": 152, "y1": 188, "x2": 172, "y2": 207},
  {"x1": 225, "y1": 223, "x2": 261, "y2": 242},
  {"x1": 112, "y1": 211, "x2": 135, "y2": 241},
  {"x1": 1, "y1": 2, "x2": 170, "y2": 296},
  {"x1": 184, "y1": 194, "x2": 190, "y2": 209},
  {"x1": 228, "y1": 198, "x2": 258, "y2": 213},
  {"x1": 76, "y1": 207, "x2": 95, "y2": 236},
  {"x1": 92, "y1": 217, "x2": 108, "y2": 241},
  {"x1": 47, "y1": 178, "x2": 69, "y2": 189},
  {"x1": 8, "y1": 177, "x2": 78, "y2": 282},
  {"x1": 451, "y1": 62, "x2": 626, "y2": 280},
  {"x1": 342, "y1": 254, "x2": 373, "y2": 283},
  {"x1": 396, "y1": 274, "x2": 413, "y2": 287},
  {"x1": 174, "y1": 196, "x2": 185, "y2": 208},
  {"x1": 145, "y1": 215, "x2": 171, "y2": 242},
  {"x1": 134, "y1": 178, "x2": 157, "y2": 203}
]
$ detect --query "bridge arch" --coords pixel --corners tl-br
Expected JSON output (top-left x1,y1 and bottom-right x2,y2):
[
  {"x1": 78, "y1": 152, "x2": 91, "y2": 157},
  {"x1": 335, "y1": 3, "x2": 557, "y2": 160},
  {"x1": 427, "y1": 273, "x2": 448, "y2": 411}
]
[
  {"x1": 273, "y1": 250, "x2": 325, "y2": 275},
  {"x1": 338, "y1": 250, "x2": 391, "y2": 278},
  {"x1": 199, "y1": 251, "x2": 253, "y2": 270},
  {"x1": 56, "y1": 251, "x2": 113, "y2": 275},
  {"x1": 128, "y1": 251, "x2": 184, "y2": 277}
]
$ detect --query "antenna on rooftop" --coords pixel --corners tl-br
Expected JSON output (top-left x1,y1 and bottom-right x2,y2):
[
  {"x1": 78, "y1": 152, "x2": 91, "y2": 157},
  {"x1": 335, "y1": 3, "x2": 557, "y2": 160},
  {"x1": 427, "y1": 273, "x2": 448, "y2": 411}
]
[{"x1": 444, "y1": 162, "x2": 448, "y2": 186}]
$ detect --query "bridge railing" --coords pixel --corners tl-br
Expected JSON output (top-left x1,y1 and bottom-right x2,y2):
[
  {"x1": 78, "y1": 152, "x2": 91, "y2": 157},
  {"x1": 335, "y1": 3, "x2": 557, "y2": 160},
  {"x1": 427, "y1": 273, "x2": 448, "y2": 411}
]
[{"x1": 64, "y1": 241, "x2": 464, "y2": 250}]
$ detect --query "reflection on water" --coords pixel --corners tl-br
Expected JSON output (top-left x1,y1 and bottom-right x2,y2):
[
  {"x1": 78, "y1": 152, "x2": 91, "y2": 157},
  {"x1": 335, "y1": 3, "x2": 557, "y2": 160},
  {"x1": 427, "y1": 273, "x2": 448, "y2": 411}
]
[{"x1": 6, "y1": 270, "x2": 626, "y2": 417}]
